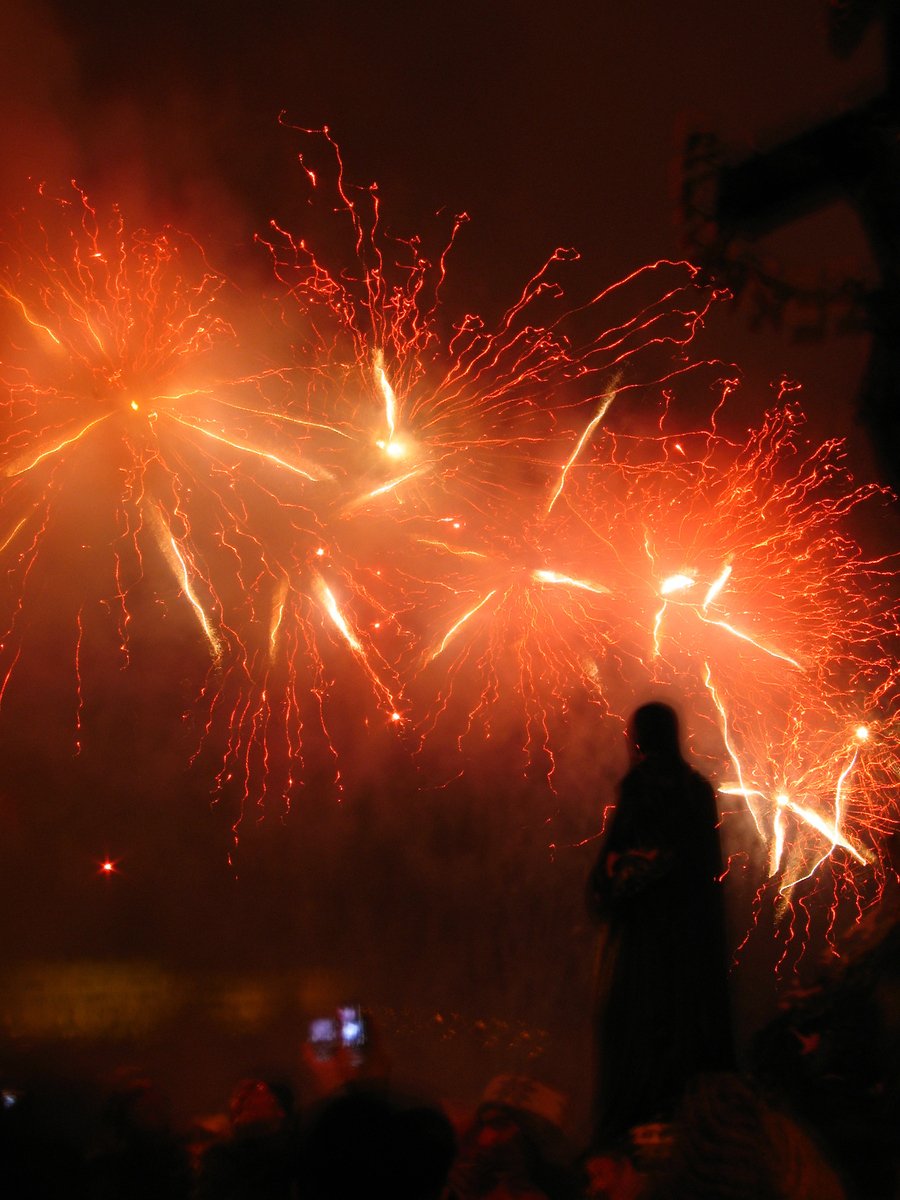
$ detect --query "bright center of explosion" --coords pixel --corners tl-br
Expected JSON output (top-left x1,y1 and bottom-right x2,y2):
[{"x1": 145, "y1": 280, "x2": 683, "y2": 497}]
[
  {"x1": 377, "y1": 438, "x2": 409, "y2": 460},
  {"x1": 661, "y1": 574, "x2": 696, "y2": 596}
]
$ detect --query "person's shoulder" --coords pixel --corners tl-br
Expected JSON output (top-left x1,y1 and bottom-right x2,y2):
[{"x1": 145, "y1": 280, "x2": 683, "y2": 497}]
[
  {"x1": 687, "y1": 765, "x2": 714, "y2": 787},
  {"x1": 685, "y1": 767, "x2": 718, "y2": 806},
  {"x1": 618, "y1": 762, "x2": 642, "y2": 790}
]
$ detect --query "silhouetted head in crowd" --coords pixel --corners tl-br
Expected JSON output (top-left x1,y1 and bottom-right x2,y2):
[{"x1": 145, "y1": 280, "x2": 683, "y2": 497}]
[
  {"x1": 92, "y1": 1070, "x2": 192, "y2": 1200},
  {"x1": 644, "y1": 1073, "x2": 846, "y2": 1200},
  {"x1": 228, "y1": 1079, "x2": 290, "y2": 1137},
  {"x1": 303, "y1": 1085, "x2": 456, "y2": 1200},
  {"x1": 451, "y1": 1077, "x2": 575, "y2": 1200},
  {"x1": 104, "y1": 1070, "x2": 173, "y2": 1141},
  {"x1": 629, "y1": 702, "x2": 683, "y2": 763}
]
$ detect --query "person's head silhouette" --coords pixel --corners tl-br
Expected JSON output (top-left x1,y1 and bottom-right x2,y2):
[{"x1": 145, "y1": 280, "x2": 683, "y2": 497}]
[{"x1": 629, "y1": 701, "x2": 682, "y2": 762}]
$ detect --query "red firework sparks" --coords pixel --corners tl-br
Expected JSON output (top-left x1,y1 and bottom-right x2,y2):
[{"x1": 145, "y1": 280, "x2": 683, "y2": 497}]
[
  {"x1": 568, "y1": 398, "x2": 898, "y2": 957},
  {"x1": 400, "y1": 384, "x2": 898, "y2": 912},
  {"x1": 0, "y1": 183, "x2": 243, "y2": 703},
  {"x1": 0, "y1": 180, "x2": 403, "y2": 819},
  {"x1": 0, "y1": 139, "x2": 897, "y2": 965}
]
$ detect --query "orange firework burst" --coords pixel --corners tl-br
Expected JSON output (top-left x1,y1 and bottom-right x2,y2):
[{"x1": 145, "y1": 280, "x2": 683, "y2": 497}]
[
  {"x1": 400, "y1": 381, "x2": 899, "y2": 923},
  {"x1": 250, "y1": 130, "x2": 898, "y2": 964},
  {"x1": 0, "y1": 180, "x2": 401, "y2": 815},
  {"x1": 239, "y1": 128, "x2": 723, "y2": 797},
  {"x1": 0, "y1": 183, "x2": 239, "y2": 705}
]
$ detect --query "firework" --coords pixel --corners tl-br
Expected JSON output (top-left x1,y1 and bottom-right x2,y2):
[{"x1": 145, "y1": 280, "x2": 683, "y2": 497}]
[
  {"x1": 0, "y1": 144, "x2": 896, "y2": 959},
  {"x1": 401, "y1": 385, "x2": 898, "y2": 926},
  {"x1": 0, "y1": 181, "x2": 402, "y2": 824},
  {"x1": 257, "y1": 131, "x2": 898, "y2": 959},
  {"x1": 0, "y1": 183, "x2": 241, "y2": 717}
]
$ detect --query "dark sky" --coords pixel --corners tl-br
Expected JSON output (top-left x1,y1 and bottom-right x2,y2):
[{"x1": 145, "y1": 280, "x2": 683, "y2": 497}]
[
  {"x1": 0, "y1": 0, "x2": 894, "y2": 1110},
  {"x1": 0, "y1": 0, "x2": 887, "y2": 486},
  {"x1": 1, "y1": 1, "x2": 884, "y2": 407},
  {"x1": 0, "y1": 8, "x2": 884, "y2": 350}
]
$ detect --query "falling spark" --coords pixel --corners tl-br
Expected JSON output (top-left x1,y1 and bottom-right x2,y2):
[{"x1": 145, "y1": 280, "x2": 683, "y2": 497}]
[
  {"x1": 660, "y1": 573, "x2": 696, "y2": 595},
  {"x1": 429, "y1": 590, "x2": 498, "y2": 661},
  {"x1": 546, "y1": 388, "x2": 617, "y2": 515},
  {"x1": 355, "y1": 466, "x2": 427, "y2": 504},
  {"x1": 4, "y1": 415, "x2": 112, "y2": 477},
  {"x1": 315, "y1": 577, "x2": 363, "y2": 653},
  {"x1": 375, "y1": 349, "x2": 399, "y2": 453},
  {"x1": 703, "y1": 564, "x2": 732, "y2": 609},
  {"x1": 533, "y1": 569, "x2": 611, "y2": 595},
  {"x1": 696, "y1": 614, "x2": 802, "y2": 669},
  {"x1": 167, "y1": 535, "x2": 223, "y2": 662},
  {"x1": 166, "y1": 413, "x2": 332, "y2": 482},
  {"x1": 777, "y1": 792, "x2": 869, "y2": 870}
]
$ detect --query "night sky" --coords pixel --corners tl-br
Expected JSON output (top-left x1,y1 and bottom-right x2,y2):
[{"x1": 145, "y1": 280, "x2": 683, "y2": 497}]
[
  {"x1": 1, "y1": 1, "x2": 887, "y2": 455},
  {"x1": 0, "y1": 0, "x2": 895, "y2": 1117}
]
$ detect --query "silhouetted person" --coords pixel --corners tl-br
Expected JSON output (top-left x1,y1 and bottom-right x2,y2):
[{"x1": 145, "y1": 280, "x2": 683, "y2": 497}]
[
  {"x1": 448, "y1": 1075, "x2": 576, "y2": 1200},
  {"x1": 302, "y1": 1085, "x2": 456, "y2": 1200},
  {"x1": 86, "y1": 1072, "x2": 191, "y2": 1200},
  {"x1": 643, "y1": 1073, "x2": 846, "y2": 1200},
  {"x1": 194, "y1": 1078, "x2": 298, "y2": 1200},
  {"x1": 0, "y1": 1085, "x2": 87, "y2": 1199},
  {"x1": 587, "y1": 702, "x2": 734, "y2": 1146}
]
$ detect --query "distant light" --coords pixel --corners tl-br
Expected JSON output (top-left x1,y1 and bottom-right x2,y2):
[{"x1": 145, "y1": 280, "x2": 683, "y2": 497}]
[
  {"x1": 130, "y1": 400, "x2": 139, "y2": 412},
  {"x1": 316, "y1": 547, "x2": 325, "y2": 557},
  {"x1": 390, "y1": 712, "x2": 401, "y2": 723},
  {"x1": 856, "y1": 725, "x2": 870, "y2": 742},
  {"x1": 99, "y1": 859, "x2": 116, "y2": 875},
  {"x1": 776, "y1": 794, "x2": 790, "y2": 806}
]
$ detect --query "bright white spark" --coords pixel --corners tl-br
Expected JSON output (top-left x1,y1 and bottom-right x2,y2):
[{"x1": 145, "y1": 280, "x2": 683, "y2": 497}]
[
  {"x1": 430, "y1": 590, "x2": 498, "y2": 661},
  {"x1": 168, "y1": 537, "x2": 223, "y2": 661},
  {"x1": 315, "y1": 579, "x2": 362, "y2": 652},
  {"x1": 703, "y1": 564, "x2": 732, "y2": 609},
  {"x1": 533, "y1": 568, "x2": 611, "y2": 595},
  {"x1": 660, "y1": 573, "x2": 696, "y2": 595},
  {"x1": 777, "y1": 793, "x2": 869, "y2": 867},
  {"x1": 165, "y1": 413, "x2": 332, "y2": 482}
]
